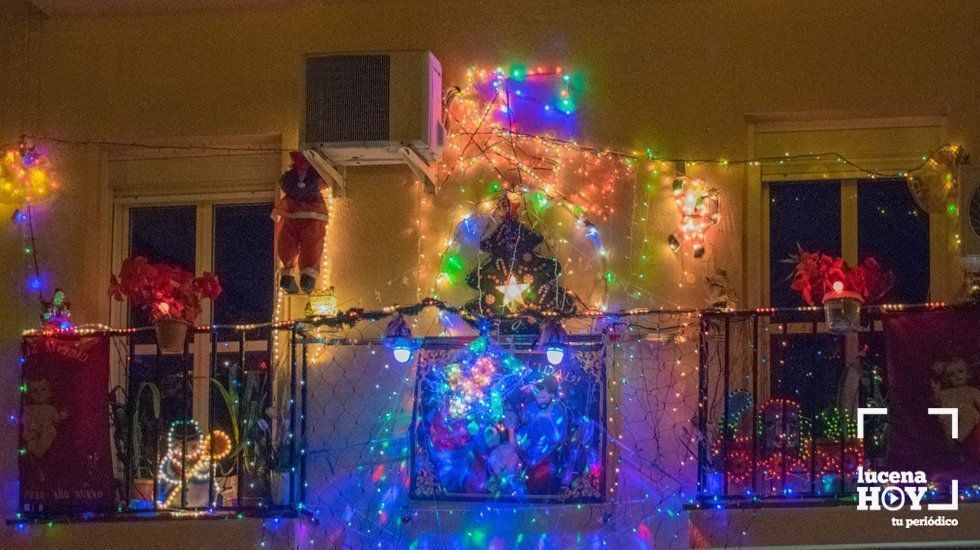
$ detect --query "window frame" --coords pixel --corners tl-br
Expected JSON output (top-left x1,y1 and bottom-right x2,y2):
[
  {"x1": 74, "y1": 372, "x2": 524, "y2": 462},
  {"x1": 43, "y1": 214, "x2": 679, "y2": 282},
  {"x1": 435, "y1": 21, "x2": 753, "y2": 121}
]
[
  {"x1": 746, "y1": 118, "x2": 952, "y2": 411},
  {"x1": 746, "y1": 117, "x2": 952, "y2": 309},
  {"x1": 111, "y1": 191, "x2": 276, "y2": 426}
]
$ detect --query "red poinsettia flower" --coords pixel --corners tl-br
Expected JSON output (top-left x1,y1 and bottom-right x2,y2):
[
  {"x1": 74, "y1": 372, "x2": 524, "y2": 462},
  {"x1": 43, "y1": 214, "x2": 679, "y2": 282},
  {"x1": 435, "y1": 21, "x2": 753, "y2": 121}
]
[
  {"x1": 859, "y1": 257, "x2": 895, "y2": 303},
  {"x1": 109, "y1": 256, "x2": 222, "y2": 324},
  {"x1": 788, "y1": 247, "x2": 894, "y2": 305},
  {"x1": 194, "y1": 271, "x2": 223, "y2": 300}
]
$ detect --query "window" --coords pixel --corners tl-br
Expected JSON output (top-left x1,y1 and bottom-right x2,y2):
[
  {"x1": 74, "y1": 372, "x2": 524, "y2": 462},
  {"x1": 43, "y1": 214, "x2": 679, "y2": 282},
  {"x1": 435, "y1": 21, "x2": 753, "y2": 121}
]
[
  {"x1": 766, "y1": 178, "x2": 930, "y2": 413},
  {"x1": 768, "y1": 182, "x2": 842, "y2": 308},
  {"x1": 857, "y1": 179, "x2": 929, "y2": 304},
  {"x1": 128, "y1": 206, "x2": 197, "y2": 342},
  {"x1": 118, "y1": 198, "x2": 274, "y2": 426},
  {"x1": 768, "y1": 178, "x2": 929, "y2": 307},
  {"x1": 213, "y1": 204, "x2": 275, "y2": 327}
]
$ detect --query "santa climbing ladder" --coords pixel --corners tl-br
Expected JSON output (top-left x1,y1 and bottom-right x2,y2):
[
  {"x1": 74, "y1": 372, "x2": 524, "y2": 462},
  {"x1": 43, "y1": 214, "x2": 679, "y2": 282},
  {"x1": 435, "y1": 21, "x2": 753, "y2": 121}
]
[{"x1": 273, "y1": 151, "x2": 329, "y2": 295}]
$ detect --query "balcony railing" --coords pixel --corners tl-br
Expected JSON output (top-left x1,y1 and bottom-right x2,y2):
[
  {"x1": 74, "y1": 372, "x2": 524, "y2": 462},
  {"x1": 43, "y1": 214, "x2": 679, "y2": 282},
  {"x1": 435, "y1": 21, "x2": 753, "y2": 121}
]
[{"x1": 694, "y1": 304, "x2": 952, "y2": 506}]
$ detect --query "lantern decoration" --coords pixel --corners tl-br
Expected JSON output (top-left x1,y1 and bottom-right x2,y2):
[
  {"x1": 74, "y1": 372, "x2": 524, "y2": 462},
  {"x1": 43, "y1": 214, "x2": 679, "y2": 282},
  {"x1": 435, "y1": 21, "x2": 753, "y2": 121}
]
[
  {"x1": 305, "y1": 286, "x2": 337, "y2": 317},
  {"x1": 0, "y1": 140, "x2": 60, "y2": 205},
  {"x1": 537, "y1": 319, "x2": 568, "y2": 366},
  {"x1": 383, "y1": 314, "x2": 421, "y2": 364},
  {"x1": 668, "y1": 176, "x2": 719, "y2": 259}
]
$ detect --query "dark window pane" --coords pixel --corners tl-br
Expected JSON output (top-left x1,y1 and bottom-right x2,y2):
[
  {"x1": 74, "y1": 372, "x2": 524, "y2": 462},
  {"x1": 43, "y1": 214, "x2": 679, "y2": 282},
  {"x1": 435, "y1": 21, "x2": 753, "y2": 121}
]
[
  {"x1": 769, "y1": 182, "x2": 841, "y2": 307},
  {"x1": 130, "y1": 354, "x2": 194, "y2": 430},
  {"x1": 857, "y1": 179, "x2": 929, "y2": 303},
  {"x1": 213, "y1": 204, "x2": 274, "y2": 326},
  {"x1": 129, "y1": 205, "x2": 197, "y2": 270},
  {"x1": 129, "y1": 206, "x2": 197, "y2": 338}
]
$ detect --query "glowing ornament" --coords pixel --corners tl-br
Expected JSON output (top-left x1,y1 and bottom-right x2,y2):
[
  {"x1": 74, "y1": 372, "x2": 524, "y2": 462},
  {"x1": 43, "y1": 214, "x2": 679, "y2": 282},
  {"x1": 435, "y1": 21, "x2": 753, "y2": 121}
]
[
  {"x1": 305, "y1": 286, "x2": 337, "y2": 317},
  {"x1": 382, "y1": 314, "x2": 420, "y2": 364},
  {"x1": 545, "y1": 346, "x2": 565, "y2": 366},
  {"x1": 538, "y1": 319, "x2": 568, "y2": 366},
  {"x1": 157, "y1": 420, "x2": 230, "y2": 507},
  {"x1": 205, "y1": 429, "x2": 232, "y2": 460},
  {"x1": 392, "y1": 345, "x2": 413, "y2": 364},
  {"x1": 496, "y1": 274, "x2": 529, "y2": 308},
  {"x1": 667, "y1": 177, "x2": 719, "y2": 259},
  {"x1": 0, "y1": 141, "x2": 60, "y2": 205}
]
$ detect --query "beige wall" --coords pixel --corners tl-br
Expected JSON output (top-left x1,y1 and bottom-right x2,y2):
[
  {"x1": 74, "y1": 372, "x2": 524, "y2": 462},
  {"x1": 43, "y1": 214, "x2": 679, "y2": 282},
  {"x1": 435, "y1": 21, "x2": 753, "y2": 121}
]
[
  {"x1": 13, "y1": 0, "x2": 977, "y2": 321},
  {"x1": 2, "y1": 0, "x2": 979, "y2": 542}
]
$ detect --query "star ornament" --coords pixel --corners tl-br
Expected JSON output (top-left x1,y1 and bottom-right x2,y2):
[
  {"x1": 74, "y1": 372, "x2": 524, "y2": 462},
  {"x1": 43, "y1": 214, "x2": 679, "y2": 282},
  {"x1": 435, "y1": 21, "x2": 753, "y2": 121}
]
[{"x1": 496, "y1": 274, "x2": 529, "y2": 310}]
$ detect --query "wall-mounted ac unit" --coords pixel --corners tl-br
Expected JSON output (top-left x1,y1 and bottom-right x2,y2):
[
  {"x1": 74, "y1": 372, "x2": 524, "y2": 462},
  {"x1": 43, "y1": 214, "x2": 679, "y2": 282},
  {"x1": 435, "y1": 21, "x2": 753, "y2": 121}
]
[
  {"x1": 960, "y1": 164, "x2": 980, "y2": 269},
  {"x1": 303, "y1": 51, "x2": 443, "y2": 194}
]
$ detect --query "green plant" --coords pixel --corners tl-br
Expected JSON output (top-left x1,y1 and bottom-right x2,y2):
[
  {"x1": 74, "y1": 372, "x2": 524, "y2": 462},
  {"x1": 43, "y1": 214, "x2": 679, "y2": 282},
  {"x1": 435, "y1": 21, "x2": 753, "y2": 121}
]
[
  {"x1": 211, "y1": 365, "x2": 269, "y2": 477},
  {"x1": 130, "y1": 382, "x2": 161, "y2": 478}
]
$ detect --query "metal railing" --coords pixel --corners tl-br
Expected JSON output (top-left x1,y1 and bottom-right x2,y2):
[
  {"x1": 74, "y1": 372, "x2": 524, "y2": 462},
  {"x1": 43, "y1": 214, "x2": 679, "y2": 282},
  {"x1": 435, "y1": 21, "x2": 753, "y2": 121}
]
[
  {"x1": 694, "y1": 304, "x2": 954, "y2": 506},
  {"x1": 16, "y1": 324, "x2": 304, "y2": 519}
]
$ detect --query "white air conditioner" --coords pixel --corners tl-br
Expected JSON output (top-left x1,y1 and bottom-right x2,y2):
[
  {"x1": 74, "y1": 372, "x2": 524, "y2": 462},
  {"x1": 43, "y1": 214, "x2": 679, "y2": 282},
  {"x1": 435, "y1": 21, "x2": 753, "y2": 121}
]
[
  {"x1": 302, "y1": 51, "x2": 444, "y2": 194},
  {"x1": 960, "y1": 164, "x2": 980, "y2": 272}
]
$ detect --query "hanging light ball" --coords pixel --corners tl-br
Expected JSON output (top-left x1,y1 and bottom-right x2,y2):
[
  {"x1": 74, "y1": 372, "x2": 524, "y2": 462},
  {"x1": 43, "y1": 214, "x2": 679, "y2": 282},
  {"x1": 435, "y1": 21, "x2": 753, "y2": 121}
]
[
  {"x1": 545, "y1": 345, "x2": 565, "y2": 366},
  {"x1": 392, "y1": 344, "x2": 414, "y2": 364},
  {"x1": 538, "y1": 319, "x2": 568, "y2": 366},
  {"x1": 383, "y1": 314, "x2": 420, "y2": 364},
  {"x1": 0, "y1": 141, "x2": 60, "y2": 205}
]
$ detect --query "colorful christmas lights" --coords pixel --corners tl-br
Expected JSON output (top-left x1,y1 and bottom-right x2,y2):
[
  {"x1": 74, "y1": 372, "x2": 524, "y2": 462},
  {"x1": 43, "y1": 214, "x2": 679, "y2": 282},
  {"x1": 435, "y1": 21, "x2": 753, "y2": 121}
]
[
  {"x1": 157, "y1": 420, "x2": 231, "y2": 508},
  {"x1": 0, "y1": 140, "x2": 60, "y2": 205},
  {"x1": 668, "y1": 176, "x2": 719, "y2": 259}
]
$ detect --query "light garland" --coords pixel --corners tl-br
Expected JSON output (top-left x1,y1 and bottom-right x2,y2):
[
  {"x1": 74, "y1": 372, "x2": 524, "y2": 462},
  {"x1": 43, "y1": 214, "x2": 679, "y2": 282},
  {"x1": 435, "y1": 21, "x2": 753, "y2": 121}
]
[
  {"x1": 667, "y1": 176, "x2": 719, "y2": 258},
  {"x1": 0, "y1": 141, "x2": 60, "y2": 205},
  {"x1": 157, "y1": 420, "x2": 231, "y2": 508}
]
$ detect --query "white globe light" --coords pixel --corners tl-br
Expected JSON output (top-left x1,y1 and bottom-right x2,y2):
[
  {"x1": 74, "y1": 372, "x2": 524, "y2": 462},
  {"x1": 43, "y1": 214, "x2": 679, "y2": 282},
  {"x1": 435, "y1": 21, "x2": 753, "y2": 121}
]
[
  {"x1": 546, "y1": 346, "x2": 565, "y2": 365},
  {"x1": 392, "y1": 345, "x2": 413, "y2": 364}
]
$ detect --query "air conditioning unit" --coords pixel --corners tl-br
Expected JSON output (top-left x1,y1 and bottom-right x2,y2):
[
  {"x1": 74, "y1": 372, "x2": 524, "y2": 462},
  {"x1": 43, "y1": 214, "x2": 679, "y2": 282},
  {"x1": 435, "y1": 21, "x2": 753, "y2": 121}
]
[
  {"x1": 960, "y1": 164, "x2": 980, "y2": 274},
  {"x1": 302, "y1": 51, "x2": 444, "y2": 194}
]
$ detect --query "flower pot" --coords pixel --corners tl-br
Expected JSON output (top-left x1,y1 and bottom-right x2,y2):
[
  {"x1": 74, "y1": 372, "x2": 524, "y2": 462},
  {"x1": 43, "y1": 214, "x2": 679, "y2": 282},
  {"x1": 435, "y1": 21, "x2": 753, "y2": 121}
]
[
  {"x1": 129, "y1": 477, "x2": 156, "y2": 509},
  {"x1": 822, "y1": 291, "x2": 863, "y2": 333},
  {"x1": 154, "y1": 318, "x2": 189, "y2": 354}
]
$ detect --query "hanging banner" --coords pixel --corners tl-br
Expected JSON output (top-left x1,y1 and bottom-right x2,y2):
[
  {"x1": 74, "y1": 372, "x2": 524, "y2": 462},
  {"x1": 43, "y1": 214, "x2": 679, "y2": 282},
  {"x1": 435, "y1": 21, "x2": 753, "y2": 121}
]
[
  {"x1": 20, "y1": 334, "x2": 114, "y2": 511},
  {"x1": 883, "y1": 309, "x2": 980, "y2": 488},
  {"x1": 410, "y1": 337, "x2": 606, "y2": 503}
]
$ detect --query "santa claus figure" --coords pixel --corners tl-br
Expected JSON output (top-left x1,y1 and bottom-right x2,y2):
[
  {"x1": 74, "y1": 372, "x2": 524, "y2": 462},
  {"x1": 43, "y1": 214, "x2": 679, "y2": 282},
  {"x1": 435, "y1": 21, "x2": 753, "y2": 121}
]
[{"x1": 273, "y1": 152, "x2": 329, "y2": 294}]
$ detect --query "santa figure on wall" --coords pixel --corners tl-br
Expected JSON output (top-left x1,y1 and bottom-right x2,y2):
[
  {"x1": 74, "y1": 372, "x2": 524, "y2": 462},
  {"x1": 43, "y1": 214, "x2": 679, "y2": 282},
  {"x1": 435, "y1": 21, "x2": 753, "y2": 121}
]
[{"x1": 273, "y1": 151, "x2": 329, "y2": 295}]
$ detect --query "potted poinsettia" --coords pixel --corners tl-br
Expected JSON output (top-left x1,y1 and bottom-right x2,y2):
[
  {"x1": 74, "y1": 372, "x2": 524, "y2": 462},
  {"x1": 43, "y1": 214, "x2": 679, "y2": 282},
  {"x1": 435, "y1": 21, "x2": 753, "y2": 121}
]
[
  {"x1": 109, "y1": 256, "x2": 222, "y2": 353},
  {"x1": 788, "y1": 247, "x2": 893, "y2": 333}
]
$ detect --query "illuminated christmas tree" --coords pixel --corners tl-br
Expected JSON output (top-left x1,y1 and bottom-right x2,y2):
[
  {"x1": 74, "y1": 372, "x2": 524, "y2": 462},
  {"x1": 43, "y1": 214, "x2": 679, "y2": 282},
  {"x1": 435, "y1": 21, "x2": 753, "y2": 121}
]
[{"x1": 464, "y1": 199, "x2": 577, "y2": 334}]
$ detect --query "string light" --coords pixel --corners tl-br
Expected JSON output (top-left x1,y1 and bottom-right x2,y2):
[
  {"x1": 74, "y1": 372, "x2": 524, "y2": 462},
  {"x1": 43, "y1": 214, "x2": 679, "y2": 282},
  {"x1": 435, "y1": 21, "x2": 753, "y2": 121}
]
[
  {"x1": 0, "y1": 140, "x2": 60, "y2": 205},
  {"x1": 668, "y1": 176, "x2": 719, "y2": 259}
]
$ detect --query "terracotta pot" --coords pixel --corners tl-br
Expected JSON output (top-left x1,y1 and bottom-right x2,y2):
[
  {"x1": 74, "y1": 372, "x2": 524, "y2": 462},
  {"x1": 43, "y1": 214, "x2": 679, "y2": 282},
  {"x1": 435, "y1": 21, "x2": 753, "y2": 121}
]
[
  {"x1": 154, "y1": 318, "x2": 189, "y2": 354},
  {"x1": 129, "y1": 477, "x2": 156, "y2": 509},
  {"x1": 822, "y1": 291, "x2": 863, "y2": 333}
]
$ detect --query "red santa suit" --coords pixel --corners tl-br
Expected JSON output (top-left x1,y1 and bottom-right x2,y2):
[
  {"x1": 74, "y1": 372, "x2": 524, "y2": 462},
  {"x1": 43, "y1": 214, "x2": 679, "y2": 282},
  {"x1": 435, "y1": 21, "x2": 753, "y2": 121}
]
[{"x1": 273, "y1": 153, "x2": 328, "y2": 293}]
